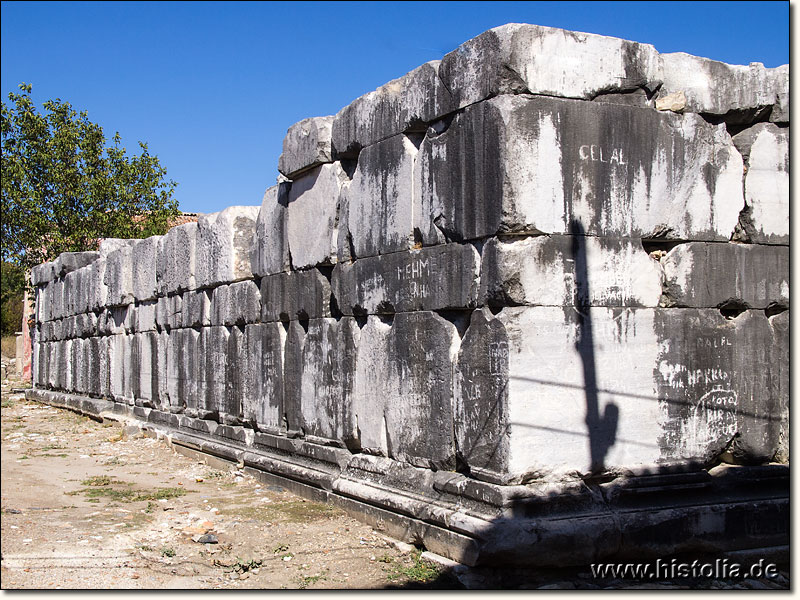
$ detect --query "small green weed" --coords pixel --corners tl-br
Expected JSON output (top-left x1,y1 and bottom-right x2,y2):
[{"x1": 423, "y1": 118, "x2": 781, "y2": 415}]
[
  {"x1": 385, "y1": 550, "x2": 441, "y2": 584},
  {"x1": 1, "y1": 398, "x2": 15, "y2": 409},
  {"x1": 161, "y1": 546, "x2": 176, "y2": 558},
  {"x1": 272, "y1": 543, "x2": 289, "y2": 554},
  {"x1": 294, "y1": 571, "x2": 327, "y2": 589}
]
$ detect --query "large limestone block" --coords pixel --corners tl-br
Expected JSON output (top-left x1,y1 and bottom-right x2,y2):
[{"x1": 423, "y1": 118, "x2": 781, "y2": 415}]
[
  {"x1": 134, "y1": 332, "x2": 160, "y2": 407},
  {"x1": 260, "y1": 269, "x2": 331, "y2": 322},
  {"x1": 734, "y1": 124, "x2": 789, "y2": 244},
  {"x1": 200, "y1": 326, "x2": 229, "y2": 417},
  {"x1": 455, "y1": 306, "x2": 786, "y2": 481},
  {"x1": 333, "y1": 243, "x2": 480, "y2": 315},
  {"x1": 282, "y1": 321, "x2": 306, "y2": 435},
  {"x1": 659, "y1": 53, "x2": 787, "y2": 122},
  {"x1": 655, "y1": 309, "x2": 784, "y2": 463},
  {"x1": 661, "y1": 243, "x2": 789, "y2": 309},
  {"x1": 250, "y1": 183, "x2": 291, "y2": 278},
  {"x1": 416, "y1": 95, "x2": 743, "y2": 242},
  {"x1": 157, "y1": 222, "x2": 198, "y2": 295},
  {"x1": 286, "y1": 163, "x2": 347, "y2": 269},
  {"x1": 223, "y1": 326, "x2": 247, "y2": 421},
  {"x1": 109, "y1": 334, "x2": 133, "y2": 402},
  {"x1": 352, "y1": 313, "x2": 458, "y2": 469},
  {"x1": 132, "y1": 300, "x2": 158, "y2": 333},
  {"x1": 86, "y1": 257, "x2": 108, "y2": 312},
  {"x1": 299, "y1": 318, "x2": 359, "y2": 446},
  {"x1": 243, "y1": 322, "x2": 286, "y2": 432},
  {"x1": 132, "y1": 236, "x2": 160, "y2": 302},
  {"x1": 181, "y1": 289, "x2": 212, "y2": 329},
  {"x1": 166, "y1": 328, "x2": 201, "y2": 415},
  {"x1": 104, "y1": 244, "x2": 135, "y2": 307},
  {"x1": 156, "y1": 295, "x2": 183, "y2": 331},
  {"x1": 438, "y1": 24, "x2": 661, "y2": 110},
  {"x1": 768, "y1": 65, "x2": 789, "y2": 123},
  {"x1": 480, "y1": 235, "x2": 662, "y2": 308},
  {"x1": 345, "y1": 134, "x2": 419, "y2": 258},
  {"x1": 196, "y1": 206, "x2": 259, "y2": 288},
  {"x1": 332, "y1": 61, "x2": 454, "y2": 157},
  {"x1": 770, "y1": 311, "x2": 789, "y2": 462},
  {"x1": 31, "y1": 261, "x2": 57, "y2": 287},
  {"x1": 211, "y1": 281, "x2": 261, "y2": 326},
  {"x1": 278, "y1": 116, "x2": 334, "y2": 179},
  {"x1": 53, "y1": 251, "x2": 100, "y2": 278}
]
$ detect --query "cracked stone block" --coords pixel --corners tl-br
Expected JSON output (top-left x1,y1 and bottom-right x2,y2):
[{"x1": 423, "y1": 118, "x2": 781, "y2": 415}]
[
  {"x1": 438, "y1": 24, "x2": 661, "y2": 111},
  {"x1": 251, "y1": 183, "x2": 291, "y2": 278},
  {"x1": 345, "y1": 134, "x2": 419, "y2": 258},
  {"x1": 352, "y1": 312, "x2": 457, "y2": 470},
  {"x1": 181, "y1": 289, "x2": 212, "y2": 329},
  {"x1": 260, "y1": 269, "x2": 331, "y2": 322},
  {"x1": 31, "y1": 261, "x2": 57, "y2": 286},
  {"x1": 299, "y1": 318, "x2": 359, "y2": 446},
  {"x1": 770, "y1": 311, "x2": 789, "y2": 462},
  {"x1": 769, "y1": 65, "x2": 789, "y2": 123},
  {"x1": 156, "y1": 295, "x2": 183, "y2": 330},
  {"x1": 104, "y1": 244, "x2": 135, "y2": 307},
  {"x1": 279, "y1": 116, "x2": 335, "y2": 179},
  {"x1": 732, "y1": 123, "x2": 789, "y2": 244},
  {"x1": 332, "y1": 61, "x2": 454, "y2": 157},
  {"x1": 211, "y1": 280, "x2": 261, "y2": 326},
  {"x1": 659, "y1": 53, "x2": 788, "y2": 123},
  {"x1": 99, "y1": 238, "x2": 136, "y2": 258},
  {"x1": 661, "y1": 243, "x2": 789, "y2": 309},
  {"x1": 480, "y1": 235, "x2": 663, "y2": 308},
  {"x1": 70, "y1": 337, "x2": 87, "y2": 395},
  {"x1": 286, "y1": 163, "x2": 347, "y2": 269},
  {"x1": 132, "y1": 236, "x2": 160, "y2": 302},
  {"x1": 196, "y1": 206, "x2": 259, "y2": 288},
  {"x1": 86, "y1": 257, "x2": 108, "y2": 313},
  {"x1": 333, "y1": 243, "x2": 480, "y2": 315},
  {"x1": 133, "y1": 300, "x2": 158, "y2": 333},
  {"x1": 53, "y1": 251, "x2": 100, "y2": 278},
  {"x1": 134, "y1": 332, "x2": 161, "y2": 407},
  {"x1": 416, "y1": 95, "x2": 743, "y2": 243},
  {"x1": 157, "y1": 222, "x2": 198, "y2": 295},
  {"x1": 109, "y1": 333, "x2": 133, "y2": 402},
  {"x1": 243, "y1": 322, "x2": 286, "y2": 432}
]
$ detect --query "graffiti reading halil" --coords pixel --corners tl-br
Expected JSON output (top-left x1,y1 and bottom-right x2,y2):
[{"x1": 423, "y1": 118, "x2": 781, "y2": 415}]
[{"x1": 27, "y1": 24, "x2": 788, "y2": 566}]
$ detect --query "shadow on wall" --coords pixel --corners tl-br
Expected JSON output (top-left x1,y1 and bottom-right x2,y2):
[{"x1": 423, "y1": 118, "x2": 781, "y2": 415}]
[{"x1": 570, "y1": 219, "x2": 618, "y2": 473}]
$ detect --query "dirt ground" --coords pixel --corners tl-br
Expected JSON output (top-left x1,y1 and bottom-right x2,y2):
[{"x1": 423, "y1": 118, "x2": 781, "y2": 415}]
[
  {"x1": 1, "y1": 386, "x2": 790, "y2": 591},
  {"x1": 0, "y1": 391, "x2": 459, "y2": 590}
]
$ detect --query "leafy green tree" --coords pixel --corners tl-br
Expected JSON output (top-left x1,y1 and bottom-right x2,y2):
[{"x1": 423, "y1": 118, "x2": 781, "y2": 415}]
[
  {"x1": 1, "y1": 261, "x2": 25, "y2": 335},
  {"x1": 1, "y1": 83, "x2": 179, "y2": 275}
]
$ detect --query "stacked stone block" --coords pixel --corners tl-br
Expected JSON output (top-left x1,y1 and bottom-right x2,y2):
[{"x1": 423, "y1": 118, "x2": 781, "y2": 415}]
[{"x1": 31, "y1": 23, "x2": 788, "y2": 495}]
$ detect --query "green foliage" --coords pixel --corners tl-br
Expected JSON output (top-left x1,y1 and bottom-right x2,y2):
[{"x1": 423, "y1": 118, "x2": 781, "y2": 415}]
[
  {"x1": 1, "y1": 261, "x2": 25, "y2": 335},
  {"x1": 1, "y1": 83, "x2": 179, "y2": 273}
]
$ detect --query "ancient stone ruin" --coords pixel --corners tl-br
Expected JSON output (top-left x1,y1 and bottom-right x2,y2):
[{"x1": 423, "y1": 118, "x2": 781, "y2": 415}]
[{"x1": 27, "y1": 24, "x2": 788, "y2": 566}]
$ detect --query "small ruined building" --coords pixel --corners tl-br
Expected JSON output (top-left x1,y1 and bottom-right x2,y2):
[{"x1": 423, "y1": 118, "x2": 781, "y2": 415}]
[{"x1": 27, "y1": 24, "x2": 788, "y2": 566}]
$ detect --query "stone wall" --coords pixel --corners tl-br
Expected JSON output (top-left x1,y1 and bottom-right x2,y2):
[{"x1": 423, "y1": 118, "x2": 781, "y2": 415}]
[{"x1": 28, "y1": 24, "x2": 788, "y2": 565}]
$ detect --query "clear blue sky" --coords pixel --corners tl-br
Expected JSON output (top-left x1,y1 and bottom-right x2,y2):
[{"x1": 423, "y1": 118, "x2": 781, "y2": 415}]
[{"x1": 1, "y1": 1, "x2": 790, "y2": 215}]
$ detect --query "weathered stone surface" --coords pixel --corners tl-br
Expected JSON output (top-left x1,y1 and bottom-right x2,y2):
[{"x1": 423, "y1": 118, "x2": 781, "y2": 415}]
[
  {"x1": 480, "y1": 235, "x2": 662, "y2": 308},
  {"x1": 344, "y1": 134, "x2": 419, "y2": 258},
  {"x1": 733, "y1": 123, "x2": 789, "y2": 244},
  {"x1": 438, "y1": 24, "x2": 661, "y2": 110},
  {"x1": 458, "y1": 305, "x2": 786, "y2": 479},
  {"x1": 454, "y1": 308, "x2": 511, "y2": 481},
  {"x1": 132, "y1": 236, "x2": 160, "y2": 302},
  {"x1": 200, "y1": 326, "x2": 229, "y2": 417},
  {"x1": 416, "y1": 95, "x2": 743, "y2": 242},
  {"x1": 283, "y1": 320, "x2": 306, "y2": 435},
  {"x1": 286, "y1": 163, "x2": 347, "y2": 269},
  {"x1": 655, "y1": 309, "x2": 784, "y2": 463},
  {"x1": 260, "y1": 269, "x2": 331, "y2": 322},
  {"x1": 770, "y1": 311, "x2": 789, "y2": 462},
  {"x1": 166, "y1": 328, "x2": 200, "y2": 414},
  {"x1": 352, "y1": 313, "x2": 457, "y2": 469},
  {"x1": 133, "y1": 300, "x2": 158, "y2": 333},
  {"x1": 134, "y1": 332, "x2": 161, "y2": 407},
  {"x1": 156, "y1": 294, "x2": 183, "y2": 330},
  {"x1": 251, "y1": 183, "x2": 291, "y2": 278},
  {"x1": 768, "y1": 65, "x2": 789, "y2": 123},
  {"x1": 157, "y1": 222, "x2": 198, "y2": 295},
  {"x1": 224, "y1": 326, "x2": 247, "y2": 421},
  {"x1": 332, "y1": 61, "x2": 453, "y2": 157},
  {"x1": 659, "y1": 53, "x2": 787, "y2": 122},
  {"x1": 196, "y1": 206, "x2": 259, "y2": 288},
  {"x1": 181, "y1": 289, "x2": 212, "y2": 329},
  {"x1": 211, "y1": 280, "x2": 261, "y2": 326},
  {"x1": 53, "y1": 251, "x2": 100, "y2": 277},
  {"x1": 104, "y1": 244, "x2": 135, "y2": 307},
  {"x1": 86, "y1": 257, "x2": 109, "y2": 312},
  {"x1": 333, "y1": 243, "x2": 480, "y2": 315},
  {"x1": 243, "y1": 322, "x2": 286, "y2": 432},
  {"x1": 299, "y1": 318, "x2": 359, "y2": 446},
  {"x1": 99, "y1": 238, "x2": 136, "y2": 258},
  {"x1": 31, "y1": 261, "x2": 57, "y2": 286},
  {"x1": 279, "y1": 116, "x2": 335, "y2": 179},
  {"x1": 661, "y1": 242, "x2": 789, "y2": 309}
]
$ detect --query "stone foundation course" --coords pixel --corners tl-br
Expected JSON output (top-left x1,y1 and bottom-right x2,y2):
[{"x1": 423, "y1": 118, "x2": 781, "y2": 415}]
[{"x1": 29, "y1": 23, "x2": 788, "y2": 567}]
